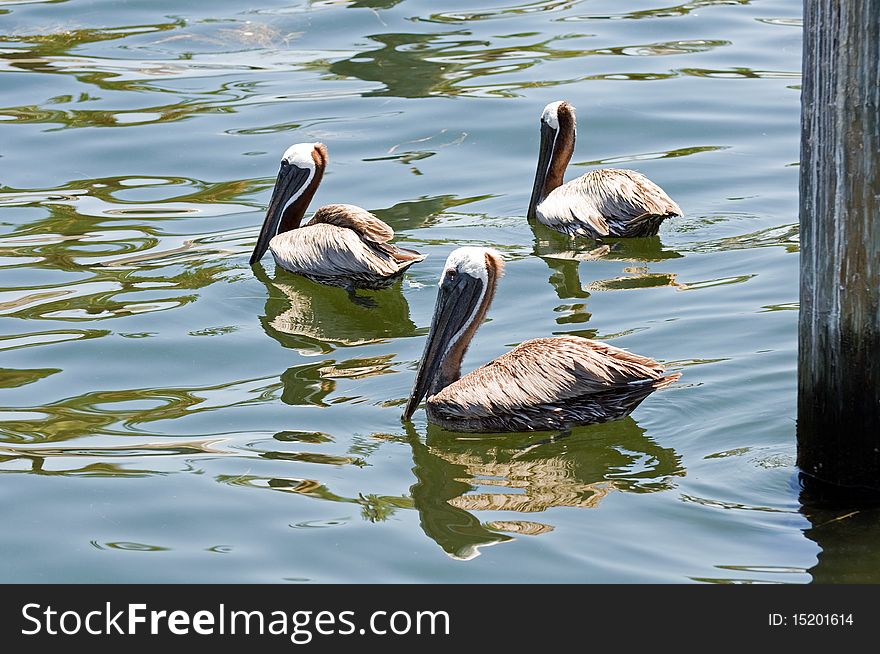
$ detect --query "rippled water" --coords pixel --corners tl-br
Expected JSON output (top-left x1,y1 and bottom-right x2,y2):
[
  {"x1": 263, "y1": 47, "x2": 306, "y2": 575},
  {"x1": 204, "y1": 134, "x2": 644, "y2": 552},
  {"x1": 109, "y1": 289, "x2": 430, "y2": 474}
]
[{"x1": 3, "y1": 0, "x2": 868, "y2": 583}]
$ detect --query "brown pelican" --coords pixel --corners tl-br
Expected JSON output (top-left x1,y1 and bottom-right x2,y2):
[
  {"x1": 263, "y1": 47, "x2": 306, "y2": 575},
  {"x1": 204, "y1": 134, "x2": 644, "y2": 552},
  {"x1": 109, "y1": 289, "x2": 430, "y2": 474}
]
[
  {"x1": 528, "y1": 101, "x2": 682, "y2": 239},
  {"x1": 250, "y1": 142, "x2": 425, "y2": 289},
  {"x1": 403, "y1": 247, "x2": 678, "y2": 432}
]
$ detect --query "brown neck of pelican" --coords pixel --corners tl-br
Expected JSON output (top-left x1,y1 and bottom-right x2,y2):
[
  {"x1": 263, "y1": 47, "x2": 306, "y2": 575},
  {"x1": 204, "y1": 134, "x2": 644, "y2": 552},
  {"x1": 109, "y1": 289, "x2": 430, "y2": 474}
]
[
  {"x1": 432, "y1": 252, "x2": 502, "y2": 396},
  {"x1": 542, "y1": 108, "x2": 576, "y2": 199},
  {"x1": 279, "y1": 144, "x2": 327, "y2": 232}
]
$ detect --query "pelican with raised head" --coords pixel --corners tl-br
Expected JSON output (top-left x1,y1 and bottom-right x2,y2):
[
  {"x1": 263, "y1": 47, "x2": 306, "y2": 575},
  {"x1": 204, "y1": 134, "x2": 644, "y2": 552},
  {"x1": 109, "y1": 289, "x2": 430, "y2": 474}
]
[
  {"x1": 403, "y1": 247, "x2": 678, "y2": 432},
  {"x1": 250, "y1": 142, "x2": 425, "y2": 289},
  {"x1": 528, "y1": 101, "x2": 682, "y2": 239}
]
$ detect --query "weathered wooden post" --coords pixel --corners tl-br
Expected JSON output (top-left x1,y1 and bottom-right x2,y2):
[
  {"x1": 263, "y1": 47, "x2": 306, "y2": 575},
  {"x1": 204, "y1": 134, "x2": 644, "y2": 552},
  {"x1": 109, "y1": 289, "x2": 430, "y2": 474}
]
[{"x1": 798, "y1": 1, "x2": 880, "y2": 497}]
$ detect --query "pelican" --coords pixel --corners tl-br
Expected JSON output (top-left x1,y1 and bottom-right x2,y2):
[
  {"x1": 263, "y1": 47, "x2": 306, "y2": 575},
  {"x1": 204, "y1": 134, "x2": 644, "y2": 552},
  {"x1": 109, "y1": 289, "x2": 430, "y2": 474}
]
[
  {"x1": 528, "y1": 101, "x2": 682, "y2": 239},
  {"x1": 250, "y1": 142, "x2": 425, "y2": 289},
  {"x1": 403, "y1": 247, "x2": 678, "y2": 432}
]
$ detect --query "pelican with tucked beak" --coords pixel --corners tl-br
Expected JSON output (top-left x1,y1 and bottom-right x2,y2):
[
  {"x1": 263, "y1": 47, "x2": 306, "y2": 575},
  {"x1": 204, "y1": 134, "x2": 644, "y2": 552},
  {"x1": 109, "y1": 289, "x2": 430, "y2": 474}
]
[
  {"x1": 250, "y1": 142, "x2": 425, "y2": 289},
  {"x1": 403, "y1": 247, "x2": 679, "y2": 432},
  {"x1": 528, "y1": 101, "x2": 682, "y2": 238}
]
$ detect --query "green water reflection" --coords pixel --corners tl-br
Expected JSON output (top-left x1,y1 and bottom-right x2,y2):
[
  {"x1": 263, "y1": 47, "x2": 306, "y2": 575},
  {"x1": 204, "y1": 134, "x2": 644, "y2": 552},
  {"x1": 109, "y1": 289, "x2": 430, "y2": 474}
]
[{"x1": 408, "y1": 419, "x2": 683, "y2": 559}]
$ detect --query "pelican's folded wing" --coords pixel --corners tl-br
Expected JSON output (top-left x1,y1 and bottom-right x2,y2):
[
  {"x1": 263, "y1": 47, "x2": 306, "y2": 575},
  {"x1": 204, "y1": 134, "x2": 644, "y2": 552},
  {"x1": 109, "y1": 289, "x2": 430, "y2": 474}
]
[
  {"x1": 537, "y1": 169, "x2": 681, "y2": 237},
  {"x1": 271, "y1": 225, "x2": 402, "y2": 278},
  {"x1": 580, "y1": 169, "x2": 681, "y2": 220},
  {"x1": 431, "y1": 335, "x2": 675, "y2": 420},
  {"x1": 310, "y1": 204, "x2": 394, "y2": 244}
]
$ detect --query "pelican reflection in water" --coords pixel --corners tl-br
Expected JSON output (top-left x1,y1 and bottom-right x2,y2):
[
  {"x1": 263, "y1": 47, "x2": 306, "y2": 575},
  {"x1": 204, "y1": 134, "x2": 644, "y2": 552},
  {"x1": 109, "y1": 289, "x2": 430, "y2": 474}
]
[
  {"x1": 406, "y1": 419, "x2": 684, "y2": 559},
  {"x1": 252, "y1": 261, "x2": 418, "y2": 352},
  {"x1": 250, "y1": 142, "x2": 425, "y2": 289},
  {"x1": 533, "y1": 234, "x2": 684, "y2": 301},
  {"x1": 528, "y1": 101, "x2": 682, "y2": 238},
  {"x1": 403, "y1": 247, "x2": 679, "y2": 432}
]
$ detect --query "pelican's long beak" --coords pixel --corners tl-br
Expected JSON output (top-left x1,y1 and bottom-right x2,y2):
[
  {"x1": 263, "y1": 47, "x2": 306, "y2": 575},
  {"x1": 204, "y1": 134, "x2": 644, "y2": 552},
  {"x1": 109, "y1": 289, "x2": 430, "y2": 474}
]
[
  {"x1": 527, "y1": 121, "x2": 557, "y2": 221},
  {"x1": 403, "y1": 271, "x2": 484, "y2": 420},
  {"x1": 250, "y1": 162, "x2": 312, "y2": 265}
]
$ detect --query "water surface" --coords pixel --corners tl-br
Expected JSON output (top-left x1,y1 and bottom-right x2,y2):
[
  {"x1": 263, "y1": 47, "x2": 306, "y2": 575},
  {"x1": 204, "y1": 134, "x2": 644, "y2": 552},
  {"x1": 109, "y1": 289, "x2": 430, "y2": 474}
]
[{"x1": 3, "y1": 0, "x2": 866, "y2": 583}]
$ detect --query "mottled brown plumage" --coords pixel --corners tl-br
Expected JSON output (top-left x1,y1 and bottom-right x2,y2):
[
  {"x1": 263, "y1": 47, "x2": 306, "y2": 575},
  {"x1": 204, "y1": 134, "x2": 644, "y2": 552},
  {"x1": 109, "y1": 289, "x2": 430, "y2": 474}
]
[
  {"x1": 429, "y1": 336, "x2": 677, "y2": 432},
  {"x1": 310, "y1": 203, "x2": 394, "y2": 244},
  {"x1": 271, "y1": 204, "x2": 424, "y2": 289},
  {"x1": 529, "y1": 101, "x2": 681, "y2": 238},
  {"x1": 403, "y1": 247, "x2": 679, "y2": 432}
]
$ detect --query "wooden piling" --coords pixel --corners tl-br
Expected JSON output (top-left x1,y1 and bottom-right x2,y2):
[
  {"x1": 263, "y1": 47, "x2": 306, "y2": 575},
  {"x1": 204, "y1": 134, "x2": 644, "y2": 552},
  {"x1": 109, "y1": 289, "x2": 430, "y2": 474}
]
[{"x1": 798, "y1": 1, "x2": 880, "y2": 496}]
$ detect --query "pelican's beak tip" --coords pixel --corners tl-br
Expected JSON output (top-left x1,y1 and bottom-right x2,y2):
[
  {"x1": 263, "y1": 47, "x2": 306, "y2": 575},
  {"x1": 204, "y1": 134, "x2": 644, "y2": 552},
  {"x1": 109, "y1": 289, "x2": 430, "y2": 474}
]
[{"x1": 401, "y1": 401, "x2": 417, "y2": 422}]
